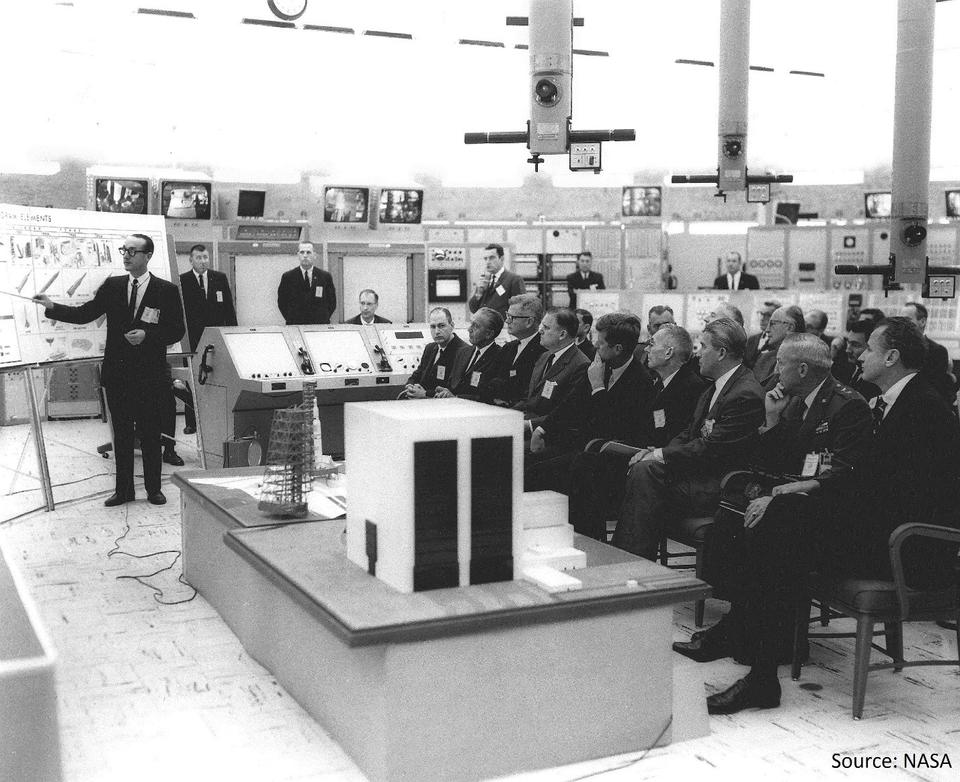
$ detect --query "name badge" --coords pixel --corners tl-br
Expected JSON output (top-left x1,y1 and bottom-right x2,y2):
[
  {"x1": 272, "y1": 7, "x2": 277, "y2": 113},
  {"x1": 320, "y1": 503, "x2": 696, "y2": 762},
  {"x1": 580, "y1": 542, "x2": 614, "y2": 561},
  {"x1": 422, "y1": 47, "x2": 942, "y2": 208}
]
[
  {"x1": 470, "y1": 371, "x2": 481, "y2": 387},
  {"x1": 496, "y1": 284, "x2": 506, "y2": 296},
  {"x1": 801, "y1": 452, "x2": 820, "y2": 478},
  {"x1": 315, "y1": 286, "x2": 324, "y2": 298},
  {"x1": 141, "y1": 307, "x2": 159, "y2": 324},
  {"x1": 216, "y1": 290, "x2": 223, "y2": 302},
  {"x1": 509, "y1": 369, "x2": 517, "y2": 378},
  {"x1": 541, "y1": 379, "x2": 557, "y2": 399},
  {"x1": 436, "y1": 365, "x2": 446, "y2": 381},
  {"x1": 653, "y1": 409, "x2": 666, "y2": 429}
]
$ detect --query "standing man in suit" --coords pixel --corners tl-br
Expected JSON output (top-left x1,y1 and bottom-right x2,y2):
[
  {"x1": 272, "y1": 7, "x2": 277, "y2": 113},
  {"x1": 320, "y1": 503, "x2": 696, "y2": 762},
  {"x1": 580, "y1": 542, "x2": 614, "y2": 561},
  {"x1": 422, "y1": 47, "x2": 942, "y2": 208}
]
[
  {"x1": 612, "y1": 318, "x2": 765, "y2": 560},
  {"x1": 516, "y1": 309, "x2": 590, "y2": 431},
  {"x1": 566, "y1": 251, "x2": 605, "y2": 310},
  {"x1": 345, "y1": 289, "x2": 391, "y2": 325},
  {"x1": 677, "y1": 334, "x2": 873, "y2": 714},
  {"x1": 899, "y1": 301, "x2": 957, "y2": 409},
  {"x1": 35, "y1": 234, "x2": 185, "y2": 506},
  {"x1": 488, "y1": 293, "x2": 545, "y2": 406},
  {"x1": 574, "y1": 308, "x2": 596, "y2": 360},
  {"x1": 446, "y1": 307, "x2": 503, "y2": 402},
  {"x1": 277, "y1": 242, "x2": 337, "y2": 325},
  {"x1": 172, "y1": 243, "x2": 237, "y2": 446},
  {"x1": 468, "y1": 244, "x2": 526, "y2": 318},
  {"x1": 713, "y1": 251, "x2": 760, "y2": 290},
  {"x1": 399, "y1": 307, "x2": 472, "y2": 399}
]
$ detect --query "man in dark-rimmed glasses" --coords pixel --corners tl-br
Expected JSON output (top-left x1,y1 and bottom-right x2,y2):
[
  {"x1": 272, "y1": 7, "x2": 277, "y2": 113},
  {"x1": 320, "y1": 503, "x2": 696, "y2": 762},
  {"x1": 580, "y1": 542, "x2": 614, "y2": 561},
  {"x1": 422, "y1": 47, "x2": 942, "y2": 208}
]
[
  {"x1": 35, "y1": 233, "x2": 185, "y2": 507},
  {"x1": 488, "y1": 293, "x2": 545, "y2": 406}
]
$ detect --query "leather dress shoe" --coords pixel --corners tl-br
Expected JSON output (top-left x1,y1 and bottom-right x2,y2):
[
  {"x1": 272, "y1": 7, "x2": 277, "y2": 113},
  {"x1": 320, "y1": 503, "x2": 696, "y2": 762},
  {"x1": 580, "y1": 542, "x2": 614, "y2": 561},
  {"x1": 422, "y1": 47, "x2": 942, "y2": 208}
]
[
  {"x1": 104, "y1": 493, "x2": 134, "y2": 507},
  {"x1": 707, "y1": 675, "x2": 781, "y2": 715},
  {"x1": 673, "y1": 635, "x2": 730, "y2": 663},
  {"x1": 183, "y1": 426, "x2": 196, "y2": 435},
  {"x1": 147, "y1": 492, "x2": 167, "y2": 506},
  {"x1": 163, "y1": 450, "x2": 185, "y2": 467}
]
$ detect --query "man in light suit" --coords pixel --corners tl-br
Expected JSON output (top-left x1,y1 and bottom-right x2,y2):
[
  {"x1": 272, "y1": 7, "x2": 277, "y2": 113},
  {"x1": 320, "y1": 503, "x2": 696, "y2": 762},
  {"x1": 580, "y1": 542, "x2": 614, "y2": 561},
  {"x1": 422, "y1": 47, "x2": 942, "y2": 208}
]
[
  {"x1": 488, "y1": 293, "x2": 546, "y2": 406},
  {"x1": 713, "y1": 251, "x2": 760, "y2": 290},
  {"x1": 613, "y1": 318, "x2": 765, "y2": 560},
  {"x1": 277, "y1": 242, "x2": 337, "y2": 324},
  {"x1": 566, "y1": 251, "x2": 605, "y2": 310},
  {"x1": 36, "y1": 233, "x2": 185, "y2": 506},
  {"x1": 468, "y1": 244, "x2": 526, "y2": 318},
  {"x1": 400, "y1": 307, "x2": 472, "y2": 399}
]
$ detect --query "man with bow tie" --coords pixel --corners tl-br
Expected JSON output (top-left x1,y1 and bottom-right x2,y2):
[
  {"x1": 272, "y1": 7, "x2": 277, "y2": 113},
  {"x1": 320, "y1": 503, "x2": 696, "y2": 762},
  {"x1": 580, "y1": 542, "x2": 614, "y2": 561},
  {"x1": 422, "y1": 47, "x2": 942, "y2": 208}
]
[{"x1": 277, "y1": 242, "x2": 337, "y2": 325}]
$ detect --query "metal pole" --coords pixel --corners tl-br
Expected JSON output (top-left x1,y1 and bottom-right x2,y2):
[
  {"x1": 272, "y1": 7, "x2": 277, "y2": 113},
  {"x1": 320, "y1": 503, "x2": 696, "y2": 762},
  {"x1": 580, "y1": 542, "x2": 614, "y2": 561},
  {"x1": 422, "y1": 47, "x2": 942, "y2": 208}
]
[
  {"x1": 24, "y1": 367, "x2": 55, "y2": 511},
  {"x1": 185, "y1": 353, "x2": 207, "y2": 470}
]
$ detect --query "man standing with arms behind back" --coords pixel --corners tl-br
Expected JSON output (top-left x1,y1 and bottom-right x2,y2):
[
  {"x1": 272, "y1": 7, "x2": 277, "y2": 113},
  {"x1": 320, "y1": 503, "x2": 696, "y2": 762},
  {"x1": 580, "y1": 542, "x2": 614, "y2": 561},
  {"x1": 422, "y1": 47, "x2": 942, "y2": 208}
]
[
  {"x1": 35, "y1": 234, "x2": 185, "y2": 506},
  {"x1": 277, "y1": 242, "x2": 337, "y2": 325},
  {"x1": 713, "y1": 251, "x2": 760, "y2": 290},
  {"x1": 566, "y1": 250, "x2": 605, "y2": 310},
  {"x1": 468, "y1": 244, "x2": 526, "y2": 318}
]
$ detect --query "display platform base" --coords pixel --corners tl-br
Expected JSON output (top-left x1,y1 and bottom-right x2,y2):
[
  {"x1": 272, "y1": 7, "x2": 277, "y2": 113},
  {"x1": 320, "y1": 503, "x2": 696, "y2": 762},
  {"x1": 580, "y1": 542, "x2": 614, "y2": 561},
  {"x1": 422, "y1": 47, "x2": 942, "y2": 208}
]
[{"x1": 174, "y1": 469, "x2": 711, "y2": 782}]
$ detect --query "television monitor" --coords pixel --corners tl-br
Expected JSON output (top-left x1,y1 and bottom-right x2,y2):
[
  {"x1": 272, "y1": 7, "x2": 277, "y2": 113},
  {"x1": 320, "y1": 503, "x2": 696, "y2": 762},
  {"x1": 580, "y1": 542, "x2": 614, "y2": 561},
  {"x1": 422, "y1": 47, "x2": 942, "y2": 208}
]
[
  {"x1": 95, "y1": 178, "x2": 148, "y2": 214},
  {"x1": 237, "y1": 189, "x2": 266, "y2": 218},
  {"x1": 378, "y1": 189, "x2": 423, "y2": 224},
  {"x1": 621, "y1": 186, "x2": 662, "y2": 217},
  {"x1": 864, "y1": 191, "x2": 891, "y2": 219},
  {"x1": 161, "y1": 181, "x2": 211, "y2": 220},
  {"x1": 428, "y1": 269, "x2": 467, "y2": 302},
  {"x1": 946, "y1": 189, "x2": 960, "y2": 218},
  {"x1": 324, "y1": 186, "x2": 369, "y2": 223}
]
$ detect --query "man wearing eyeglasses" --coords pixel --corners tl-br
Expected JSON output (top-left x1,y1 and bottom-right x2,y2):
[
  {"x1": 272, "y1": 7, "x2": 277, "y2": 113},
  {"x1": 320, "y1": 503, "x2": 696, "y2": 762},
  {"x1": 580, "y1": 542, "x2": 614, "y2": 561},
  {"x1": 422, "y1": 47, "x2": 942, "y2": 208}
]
[
  {"x1": 35, "y1": 233, "x2": 185, "y2": 507},
  {"x1": 753, "y1": 305, "x2": 805, "y2": 387},
  {"x1": 277, "y1": 242, "x2": 337, "y2": 325},
  {"x1": 487, "y1": 293, "x2": 546, "y2": 406}
]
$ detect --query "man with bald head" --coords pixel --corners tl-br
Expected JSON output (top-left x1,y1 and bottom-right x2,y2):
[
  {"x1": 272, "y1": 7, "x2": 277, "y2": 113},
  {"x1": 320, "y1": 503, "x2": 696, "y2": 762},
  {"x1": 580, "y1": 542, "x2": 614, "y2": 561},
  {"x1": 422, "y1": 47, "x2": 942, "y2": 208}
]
[
  {"x1": 752, "y1": 305, "x2": 804, "y2": 387},
  {"x1": 444, "y1": 307, "x2": 504, "y2": 402},
  {"x1": 714, "y1": 251, "x2": 759, "y2": 290}
]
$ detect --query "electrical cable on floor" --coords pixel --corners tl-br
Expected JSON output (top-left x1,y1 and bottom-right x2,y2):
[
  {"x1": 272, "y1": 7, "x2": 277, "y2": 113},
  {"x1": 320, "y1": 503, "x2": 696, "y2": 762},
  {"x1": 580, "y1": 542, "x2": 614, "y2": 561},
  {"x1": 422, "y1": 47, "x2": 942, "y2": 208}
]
[
  {"x1": 106, "y1": 505, "x2": 198, "y2": 605},
  {"x1": 5, "y1": 472, "x2": 114, "y2": 497},
  {"x1": 561, "y1": 716, "x2": 673, "y2": 781}
]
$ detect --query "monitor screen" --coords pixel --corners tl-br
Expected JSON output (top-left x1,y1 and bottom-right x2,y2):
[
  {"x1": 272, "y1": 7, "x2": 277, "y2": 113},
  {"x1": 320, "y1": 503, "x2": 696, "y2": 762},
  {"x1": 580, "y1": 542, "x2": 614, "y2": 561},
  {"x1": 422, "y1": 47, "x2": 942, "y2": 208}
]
[
  {"x1": 237, "y1": 189, "x2": 266, "y2": 218},
  {"x1": 95, "y1": 178, "x2": 148, "y2": 214},
  {"x1": 378, "y1": 189, "x2": 423, "y2": 224},
  {"x1": 434, "y1": 278, "x2": 461, "y2": 298},
  {"x1": 622, "y1": 186, "x2": 662, "y2": 217},
  {"x1": 161, "y1": 181, "x2": 211, "y2": 220},
  {"x1": 864, "y1": 191, "x2": 891, "y2": 219},
  {"x1": 946, "y1": 190, "x2": 960, "y2": 218},
  {"x1": 324, "y1": 186, "x2": 369, "y2": 223}
]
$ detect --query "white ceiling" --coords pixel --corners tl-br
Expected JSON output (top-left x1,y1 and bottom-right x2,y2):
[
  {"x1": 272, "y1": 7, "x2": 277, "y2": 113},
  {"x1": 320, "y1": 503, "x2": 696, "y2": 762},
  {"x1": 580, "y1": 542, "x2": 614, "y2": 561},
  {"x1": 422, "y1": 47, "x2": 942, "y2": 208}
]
[{"x1": 3, "y1": 0, "x2": 959, "y2": 185}]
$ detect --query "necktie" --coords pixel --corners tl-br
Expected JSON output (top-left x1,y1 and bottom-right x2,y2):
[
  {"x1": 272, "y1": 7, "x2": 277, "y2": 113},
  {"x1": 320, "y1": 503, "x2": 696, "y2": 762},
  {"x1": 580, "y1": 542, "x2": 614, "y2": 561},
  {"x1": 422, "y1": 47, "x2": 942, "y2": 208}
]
[
  {"x1": 304, "y1": 270, "x2": 311, "y2": 288},
  {"x1": 464, "y1": 348, "x2": 480, "y2": 375},
  {"x1": 872, "y1": 397, "x2": 887, "y2": 435},
  {"x1": 128, "y1": 278, "x2": 139, "y2": 321},
  {"x1": 795, "y1": 400, "x2": 808, "y2": 422},
  {"x1": 850, "y1": 366, "x2": 862, "y2": 386},
  {"x1": 653, "y1": 376, "x2": 664, "y2": 395},
  {"x1": 603, "y1": 362, "x2": 613, "y2": 389},
  {"x1": 197, "y1": 273, "x2": 205, "y2": 298}
]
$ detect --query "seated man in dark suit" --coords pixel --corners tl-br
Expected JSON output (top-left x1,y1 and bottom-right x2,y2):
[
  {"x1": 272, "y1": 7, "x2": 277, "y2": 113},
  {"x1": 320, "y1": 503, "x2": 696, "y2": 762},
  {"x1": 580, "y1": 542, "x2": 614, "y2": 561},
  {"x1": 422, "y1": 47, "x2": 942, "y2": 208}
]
[
  {"x1": 752, "y1": 305, "x2": 804, "y2": 388},
  {"x1": 444, "y1": 307, "x2": 503, "y2": 402},
  {"x1": 743, "y1": 300, "x2": 780, "y2": 369},
  {"x1": 713, "y1": 251, "x2": 760, "y2": 290},
  {"x1": 900, "y1": 301, "x2": 957, "y2": 409},
  {"x1": 838, "y1": 319, "x2": 881, "y2": 400},
  {"x1": 612, "y1": 318, "x2": 765, "y2": 561},
  {"x1": 344, "y1": 288, "x2": 392, "y2": 325},
  {"x1": 694, "y1": 320, "x2": 960, "y2": 714},
  {"x1": 566, "y1": 323, "x2": 705, "y2": 538},
  {"x1": 515, "y1": 308, "x2": 590, "y2": 431},
  {"x1": 399, "y1": 307, "x2": 472, "y2": 399},
  {"x1": 525, "y1": 314, "x2": 653, "y2": 502},
  {"x1": 566, "y1": 251, "x2": 605, "y2": 310},
  {"x1": 674, "y1": 334, "x2": 872, "y2": 713},
  {"x1": 488, "y1": 293, "x2": 545, "y2": 406},
  {"x1": 468, "y1": 244, "x2": 526, "y2": 318},
  {"x1": 574, "y1": 308, "x2": 596, "y2": 360}
]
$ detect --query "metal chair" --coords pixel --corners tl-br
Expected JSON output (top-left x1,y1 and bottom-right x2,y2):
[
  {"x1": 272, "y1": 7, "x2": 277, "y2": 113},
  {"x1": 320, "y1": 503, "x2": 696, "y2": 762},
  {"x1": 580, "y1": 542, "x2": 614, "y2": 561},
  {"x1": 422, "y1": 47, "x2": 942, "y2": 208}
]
[{"x1": 791, "y1": 523, "x2": 960, "y2": 719}]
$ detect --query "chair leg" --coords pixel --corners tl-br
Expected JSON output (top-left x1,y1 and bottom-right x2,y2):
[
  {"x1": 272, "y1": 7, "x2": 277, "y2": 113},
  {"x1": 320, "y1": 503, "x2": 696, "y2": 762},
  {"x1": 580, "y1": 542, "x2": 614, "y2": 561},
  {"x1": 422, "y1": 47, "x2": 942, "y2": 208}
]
[
  {"x1": 820, "y1": 600, "x2": 830, "y2": 626},
  {"x1": 658, "y1": 534, "x2": 668, "y2": 566},
  {"x1": 792, "y1": 593, "x2": 811, "y2": 681},
  {"x1": 884, "y1": 622, "x2": 904, "y2": 672},
  {"x1": 694, "y1": 542, "x2": 705, "y2": 627},
  {"x1": 852, "y1": 616, "x2": 875, "y2": 720}
]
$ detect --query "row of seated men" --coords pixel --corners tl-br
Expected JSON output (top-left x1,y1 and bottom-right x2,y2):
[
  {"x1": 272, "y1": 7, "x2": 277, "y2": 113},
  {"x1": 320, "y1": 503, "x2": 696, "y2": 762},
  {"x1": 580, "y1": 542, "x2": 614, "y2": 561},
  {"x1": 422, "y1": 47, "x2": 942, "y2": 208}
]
[{"x1": 398, "y1": 294, "x2": 960, "y2": 717}]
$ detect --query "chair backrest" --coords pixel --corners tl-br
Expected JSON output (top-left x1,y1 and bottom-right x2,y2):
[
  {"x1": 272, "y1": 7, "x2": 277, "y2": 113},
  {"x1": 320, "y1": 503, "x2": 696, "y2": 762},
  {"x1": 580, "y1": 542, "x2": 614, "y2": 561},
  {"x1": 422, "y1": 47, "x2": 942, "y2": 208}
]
[{"x1": 889, "y1": 523, "x2": 960, "y2": 620}]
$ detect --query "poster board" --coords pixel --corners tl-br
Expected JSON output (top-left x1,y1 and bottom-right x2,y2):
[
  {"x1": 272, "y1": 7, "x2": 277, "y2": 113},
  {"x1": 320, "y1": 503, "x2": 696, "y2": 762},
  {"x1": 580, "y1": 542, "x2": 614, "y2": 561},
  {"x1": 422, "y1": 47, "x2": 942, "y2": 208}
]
[{"x1": 0, "y1": 204, "x2": 185, "y2": 369}]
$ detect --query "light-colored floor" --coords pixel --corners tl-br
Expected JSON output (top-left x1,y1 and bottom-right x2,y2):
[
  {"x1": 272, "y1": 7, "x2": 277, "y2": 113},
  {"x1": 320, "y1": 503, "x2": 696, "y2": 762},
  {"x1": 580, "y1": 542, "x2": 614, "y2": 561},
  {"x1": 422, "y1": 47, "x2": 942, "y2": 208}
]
[{"x1": 1, "y1": 418, "x2": 959, "y2": 782}]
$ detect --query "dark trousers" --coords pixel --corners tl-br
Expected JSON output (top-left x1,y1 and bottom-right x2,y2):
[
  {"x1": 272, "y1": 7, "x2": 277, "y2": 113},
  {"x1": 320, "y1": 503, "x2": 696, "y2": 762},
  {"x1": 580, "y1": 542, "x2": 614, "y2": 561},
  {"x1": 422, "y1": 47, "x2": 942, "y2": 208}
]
[
  {"x1": 703, "y1": 494, "x2": 815, "y2": 668},
  {"x1": 106, "y1": 383, "x2": 162, "y2": 496},
  {"x1": 566, "y1": 450, "x2": 632, "y2": 541},
  {"x1": 160, "y1": 382, "x2": 195, "y2": 448},
  {"x1": 612, "y1": 460, "x2": 720, "y2": 561}
]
